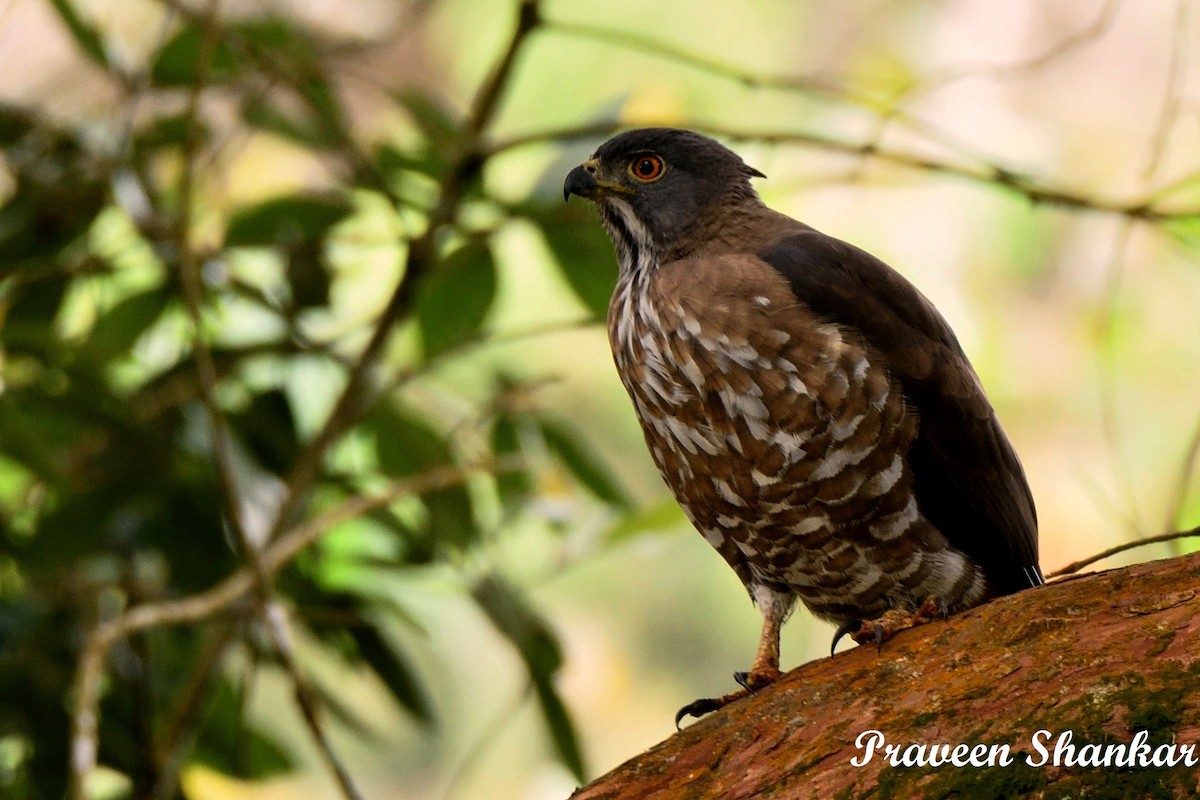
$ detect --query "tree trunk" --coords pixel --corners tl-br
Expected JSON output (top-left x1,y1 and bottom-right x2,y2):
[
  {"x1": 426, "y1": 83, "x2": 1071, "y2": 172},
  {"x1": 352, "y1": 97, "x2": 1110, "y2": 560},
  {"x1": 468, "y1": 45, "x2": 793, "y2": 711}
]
[{"x1": 570, "y1": 551, "x2": 1200, "y2": 799}]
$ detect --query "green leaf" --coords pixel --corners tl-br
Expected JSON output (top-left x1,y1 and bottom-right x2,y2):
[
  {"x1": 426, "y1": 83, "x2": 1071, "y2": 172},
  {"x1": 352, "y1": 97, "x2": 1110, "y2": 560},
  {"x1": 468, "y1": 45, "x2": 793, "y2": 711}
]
[
  {"x1": 83, "y1": 288, "x2": 170, "y2": 362},
  {"x1": 136, "y1": 113, "x2": 206, "y2": 151},
  {"x1": 371, "y1": 405, "x2": 476, "y2": 551},
  {"x1": 394, "y1": 89, "x2": 460, "y2": 145},
  {"x1": 415, "y1": 242, "x2": 497, "y2": 358},
  {"x1": 491, "y1": 413, "x2": 534, "y2": 506},
  {"x1": 349, "y1": 622, "x2": 434, "y2": 724},
  {"x1": 472, "y1": 573, "x2": 584, "y2": 781},
  {"x1": 150, "y1": 24, "x2": 241, "y2": 87},
  {"x1": 231, "y1": 18, "x2": 344, "y2": 148},
  {"x1": 225, "y1": 195, "x2": 351, "y2": 247},
  {"x1": 285, "y1": 242, "x2": 332, "y2": 309},
  {"x1": 538, "y1": 416, "x2": 633, "y2": 510},
  {"x1": 242, "y1": 99, "x2": 340, "y2": 149},
  {"x1": 532, "y1": 672, "x2": 586, "y2": 782},
  {"x1": 0, "y1": 104, "x2": 36, "y2": 146},
  {"x1": 48, "y1": 0, "x2": 108, "y2": 67},
  {"x1": 471, "y1": 573, "x2": 561, "y2": 678},
  {"x1": 604, "y1": 498, "x2": 687, "y2": 543},
  {"x1": 538, "y1": 204, "x2": 618, "y2": 319},
  {"x1": 231, "y1": 389, "x2": 298, "y2": 475},
  {"x1": 193, "y1": 677, "x2": 293, "y2": 779}
]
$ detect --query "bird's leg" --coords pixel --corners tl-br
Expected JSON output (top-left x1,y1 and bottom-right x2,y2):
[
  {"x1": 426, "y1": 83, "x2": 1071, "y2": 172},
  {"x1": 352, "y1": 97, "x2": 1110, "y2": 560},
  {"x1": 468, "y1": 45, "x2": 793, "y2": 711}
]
[
  {"x1": 843, "y1": 595, "x2": 945, "y2": 652},
  {"x1": 675, "y1": 588, "x2": 792, "y2": 728}
]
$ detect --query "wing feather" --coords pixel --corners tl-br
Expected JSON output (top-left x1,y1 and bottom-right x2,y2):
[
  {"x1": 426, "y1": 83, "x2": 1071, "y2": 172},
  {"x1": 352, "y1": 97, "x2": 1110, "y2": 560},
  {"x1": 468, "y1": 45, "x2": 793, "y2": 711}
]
[{"x1": 757, "y1": 229, "x2": 1041, "y2": 593}]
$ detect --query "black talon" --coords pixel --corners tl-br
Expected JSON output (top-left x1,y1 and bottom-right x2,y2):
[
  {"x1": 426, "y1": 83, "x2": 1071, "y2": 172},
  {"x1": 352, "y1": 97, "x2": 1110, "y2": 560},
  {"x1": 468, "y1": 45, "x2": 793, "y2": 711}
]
[
  {"x1": 830, "y1": 619, "x2": 863, "y2": 656},
  {"x1": 733, "y1": 671, "x2": 751, "y2": 691},
  {"x1": 873, "y1": 622, "x2": 885, "y2": 653},
  {"x1": 675, "y1": 698, "x2": 722, "y2": 729}
]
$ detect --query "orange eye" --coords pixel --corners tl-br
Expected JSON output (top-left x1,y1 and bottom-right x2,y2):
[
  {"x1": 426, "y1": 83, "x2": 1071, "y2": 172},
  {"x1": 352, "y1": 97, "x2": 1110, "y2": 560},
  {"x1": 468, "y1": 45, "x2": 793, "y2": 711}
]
[{"x1": 629, "y1": 154, "x2": 665, "y2": 182}]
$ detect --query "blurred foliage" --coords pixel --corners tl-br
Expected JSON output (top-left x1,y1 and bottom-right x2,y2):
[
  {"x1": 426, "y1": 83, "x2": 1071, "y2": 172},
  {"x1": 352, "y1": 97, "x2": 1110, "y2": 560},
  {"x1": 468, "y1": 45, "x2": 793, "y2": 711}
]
[
  {"x1": 0, "y1": 2, "x2": 637, "y2": 797},
  {"x1": 4, "y1": 0, "x2": 1200, "y2": 798}
]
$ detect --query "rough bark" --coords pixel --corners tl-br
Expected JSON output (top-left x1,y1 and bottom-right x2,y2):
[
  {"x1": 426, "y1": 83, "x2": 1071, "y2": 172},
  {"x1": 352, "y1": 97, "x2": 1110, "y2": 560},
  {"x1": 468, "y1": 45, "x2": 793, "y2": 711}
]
[{"x1": 570, "y1": 551, "x2": 1200, "y2": 799}]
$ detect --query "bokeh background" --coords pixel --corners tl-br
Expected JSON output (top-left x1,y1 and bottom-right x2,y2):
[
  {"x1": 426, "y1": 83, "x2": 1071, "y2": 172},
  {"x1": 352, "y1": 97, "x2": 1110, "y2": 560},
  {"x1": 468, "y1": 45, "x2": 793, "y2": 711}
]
[{"x1": 2, "y1": 0, "x2": 1200, "y2": 798}]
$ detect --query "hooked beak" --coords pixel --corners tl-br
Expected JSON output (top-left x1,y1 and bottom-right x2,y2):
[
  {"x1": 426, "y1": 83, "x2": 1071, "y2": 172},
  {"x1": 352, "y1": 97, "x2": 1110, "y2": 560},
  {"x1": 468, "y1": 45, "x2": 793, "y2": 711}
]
[
  {"x1": 563, "y1": 160, "x2": 599, "y2": 201},
  {"x1": 563, "y1": 158, "x2": 632, "y2": 202}
]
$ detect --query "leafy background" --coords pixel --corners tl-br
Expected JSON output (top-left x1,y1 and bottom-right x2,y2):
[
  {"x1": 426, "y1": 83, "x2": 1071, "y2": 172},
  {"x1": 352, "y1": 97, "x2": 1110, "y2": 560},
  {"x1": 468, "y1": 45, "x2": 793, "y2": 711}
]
[{"x1": 1, "y1": 0, "x2": 1199, "y2": 798}]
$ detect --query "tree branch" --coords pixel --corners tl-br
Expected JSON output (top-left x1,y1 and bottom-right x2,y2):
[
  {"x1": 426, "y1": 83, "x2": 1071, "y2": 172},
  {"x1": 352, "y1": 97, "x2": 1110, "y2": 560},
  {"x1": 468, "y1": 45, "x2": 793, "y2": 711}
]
[
  {"x1": 264, "y1": 0, "x2": 544, "y2": 548},
  {"x1": 68, "y1": 451, "x2": 524, "y2": 798},
  {"x1": 1049, "y1": 525, "x2": 1200, "y2": 577},
  {"x1": 570, "y1": 551, "x2": 1200, "y2": 799}
]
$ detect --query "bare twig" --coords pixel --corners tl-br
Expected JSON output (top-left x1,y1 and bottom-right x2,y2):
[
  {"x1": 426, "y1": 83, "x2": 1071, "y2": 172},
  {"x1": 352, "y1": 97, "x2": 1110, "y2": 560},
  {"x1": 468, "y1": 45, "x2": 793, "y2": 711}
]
[
  {"x1": 545, "y1": 18, "x2": 845, "y2": 101},
  {"x1": 1163, "y1": 414, "x2": 1200, "y2": 536},
  {"x1": 889, "y1": 0, "x2": 1122, "y2": 108},
  {"x1": 1143, "y1": 0, "x2": 1190, "y2": 181},
  {"x1": 265, "y1": 0, "x2": 545, "y2": 548},
  {"x1": 1049, "y1": 525, "x2": 1200, "y2": 577},
  {"x1": 487, "y1": 121, "x2": 1198, "y2": 222},
  {"x1": 1094, "y1": 220, "x2": 1146, "y2": 540},
  {"x1": 539, "y1": 16, "x2": 1103, "y2": 176},
  {"x1": 69, "y1": 456, "x2": 525, "y2": 798},
  {"x1": 171, "y1": 2, "x2": 364, "y2": 796}
]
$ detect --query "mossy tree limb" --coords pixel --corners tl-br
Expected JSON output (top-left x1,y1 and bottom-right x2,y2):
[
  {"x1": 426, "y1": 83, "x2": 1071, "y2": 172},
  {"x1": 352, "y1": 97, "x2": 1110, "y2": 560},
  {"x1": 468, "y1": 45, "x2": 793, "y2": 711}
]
[{"x1": 571, "y1": 551, "x2": 1200, "y2": 799}]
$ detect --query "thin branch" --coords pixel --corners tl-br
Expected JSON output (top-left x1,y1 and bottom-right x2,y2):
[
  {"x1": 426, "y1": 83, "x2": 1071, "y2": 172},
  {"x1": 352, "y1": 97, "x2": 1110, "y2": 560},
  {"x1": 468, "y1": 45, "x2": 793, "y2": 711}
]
[
  {"x1": 1163, "y1": 413, "x2": 1200, "y2": 536},
  {"x1": 887, "y1": 0, "x2": 1122, "y2": 109},
  {"x1": 170, "y1": 3, "x2": 363, "y2": 797},
  {"x1": 486, "y1": 121, "x2": 1198, "y2": 222},
  {"x1": 539, "y1": 17, "x2": 1093, "y2": 176},
  {"x1": 545, "y1": 18, "x2": 845, "y2": 101},
  {"x1": 1049, "y1": 525, "x2": 1200, "y2": 577},
  {"x1": 1094, "y1": 220, "x2": 1146, "y2": 539},
  {"x1": 265, "y1": 0, "x2": 544, "y2": 548},
  {"x1": 1143, "y1": 0, "x2": 1190, "y2": 182},
  {"x1": 69, "y1": 456, "x2": 525, "y2": 798}
]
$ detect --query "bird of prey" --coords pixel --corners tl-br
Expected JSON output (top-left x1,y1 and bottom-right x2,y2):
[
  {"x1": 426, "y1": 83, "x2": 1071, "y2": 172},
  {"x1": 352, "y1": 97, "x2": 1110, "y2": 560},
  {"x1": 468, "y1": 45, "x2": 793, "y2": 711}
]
[{"x1": 563, "y1": 128, "x2": 1042, "y2": 723}]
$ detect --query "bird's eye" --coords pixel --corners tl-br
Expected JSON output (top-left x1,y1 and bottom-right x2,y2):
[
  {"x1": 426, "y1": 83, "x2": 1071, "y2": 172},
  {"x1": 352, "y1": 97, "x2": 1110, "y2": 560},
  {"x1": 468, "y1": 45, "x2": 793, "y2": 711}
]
[{"x1": 629, "y1": 154, "x2": 665, "y2": 182}]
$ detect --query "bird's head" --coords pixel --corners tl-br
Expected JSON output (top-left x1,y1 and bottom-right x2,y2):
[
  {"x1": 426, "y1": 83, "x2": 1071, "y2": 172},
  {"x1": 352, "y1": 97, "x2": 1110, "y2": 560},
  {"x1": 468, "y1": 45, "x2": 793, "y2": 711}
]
[{"x1": 563, "y1": 128, "x2": 765, "y2": 266}]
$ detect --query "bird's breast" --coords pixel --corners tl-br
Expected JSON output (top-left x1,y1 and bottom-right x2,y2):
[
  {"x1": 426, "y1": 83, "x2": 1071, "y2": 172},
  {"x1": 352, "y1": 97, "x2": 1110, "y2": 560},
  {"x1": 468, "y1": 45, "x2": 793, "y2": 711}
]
[{"x1": 607, "y1": 259, "x2": 986, "y2": 616}]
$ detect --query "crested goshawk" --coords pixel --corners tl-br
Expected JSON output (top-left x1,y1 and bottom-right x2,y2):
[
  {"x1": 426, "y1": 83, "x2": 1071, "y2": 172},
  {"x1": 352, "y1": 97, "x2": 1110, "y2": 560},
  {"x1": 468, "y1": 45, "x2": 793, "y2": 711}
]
[{"x1": 563, "y1": 128, "x2": 1042, "y2": 722}]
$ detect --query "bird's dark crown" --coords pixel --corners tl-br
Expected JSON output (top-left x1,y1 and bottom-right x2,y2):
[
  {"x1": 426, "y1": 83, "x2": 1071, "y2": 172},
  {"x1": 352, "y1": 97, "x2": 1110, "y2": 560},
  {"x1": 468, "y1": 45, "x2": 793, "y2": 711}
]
[{"x1": 564, "y1": 128, "x2": 766, "y2": 262}]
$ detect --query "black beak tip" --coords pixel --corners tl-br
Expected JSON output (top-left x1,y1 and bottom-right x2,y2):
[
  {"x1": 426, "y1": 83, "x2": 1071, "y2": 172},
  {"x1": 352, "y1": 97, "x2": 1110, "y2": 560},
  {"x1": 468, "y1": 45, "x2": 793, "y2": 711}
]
[{"x1": 563, "y1": 164, "x2": 596, "y2": 203}]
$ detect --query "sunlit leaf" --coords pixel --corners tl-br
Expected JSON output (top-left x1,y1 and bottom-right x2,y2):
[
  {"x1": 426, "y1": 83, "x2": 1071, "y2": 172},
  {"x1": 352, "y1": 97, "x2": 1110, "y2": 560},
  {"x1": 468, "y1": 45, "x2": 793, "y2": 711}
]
[
  {"x1": 537, "y1": 416, "x2": 633, "y2": 510},
  {"x1": 415, "y1": 241, "x2": 497, "y2": 358},
  {"x1": 1164, "y1": 217, "x2": 1200, "y2": 256}
]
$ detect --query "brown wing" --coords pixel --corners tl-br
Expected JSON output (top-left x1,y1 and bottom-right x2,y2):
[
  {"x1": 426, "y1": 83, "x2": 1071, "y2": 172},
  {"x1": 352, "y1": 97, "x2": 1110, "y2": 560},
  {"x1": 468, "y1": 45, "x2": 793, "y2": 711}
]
[{"x1": 757, "y1": 229, "x2": 1041, "y2": 594}]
